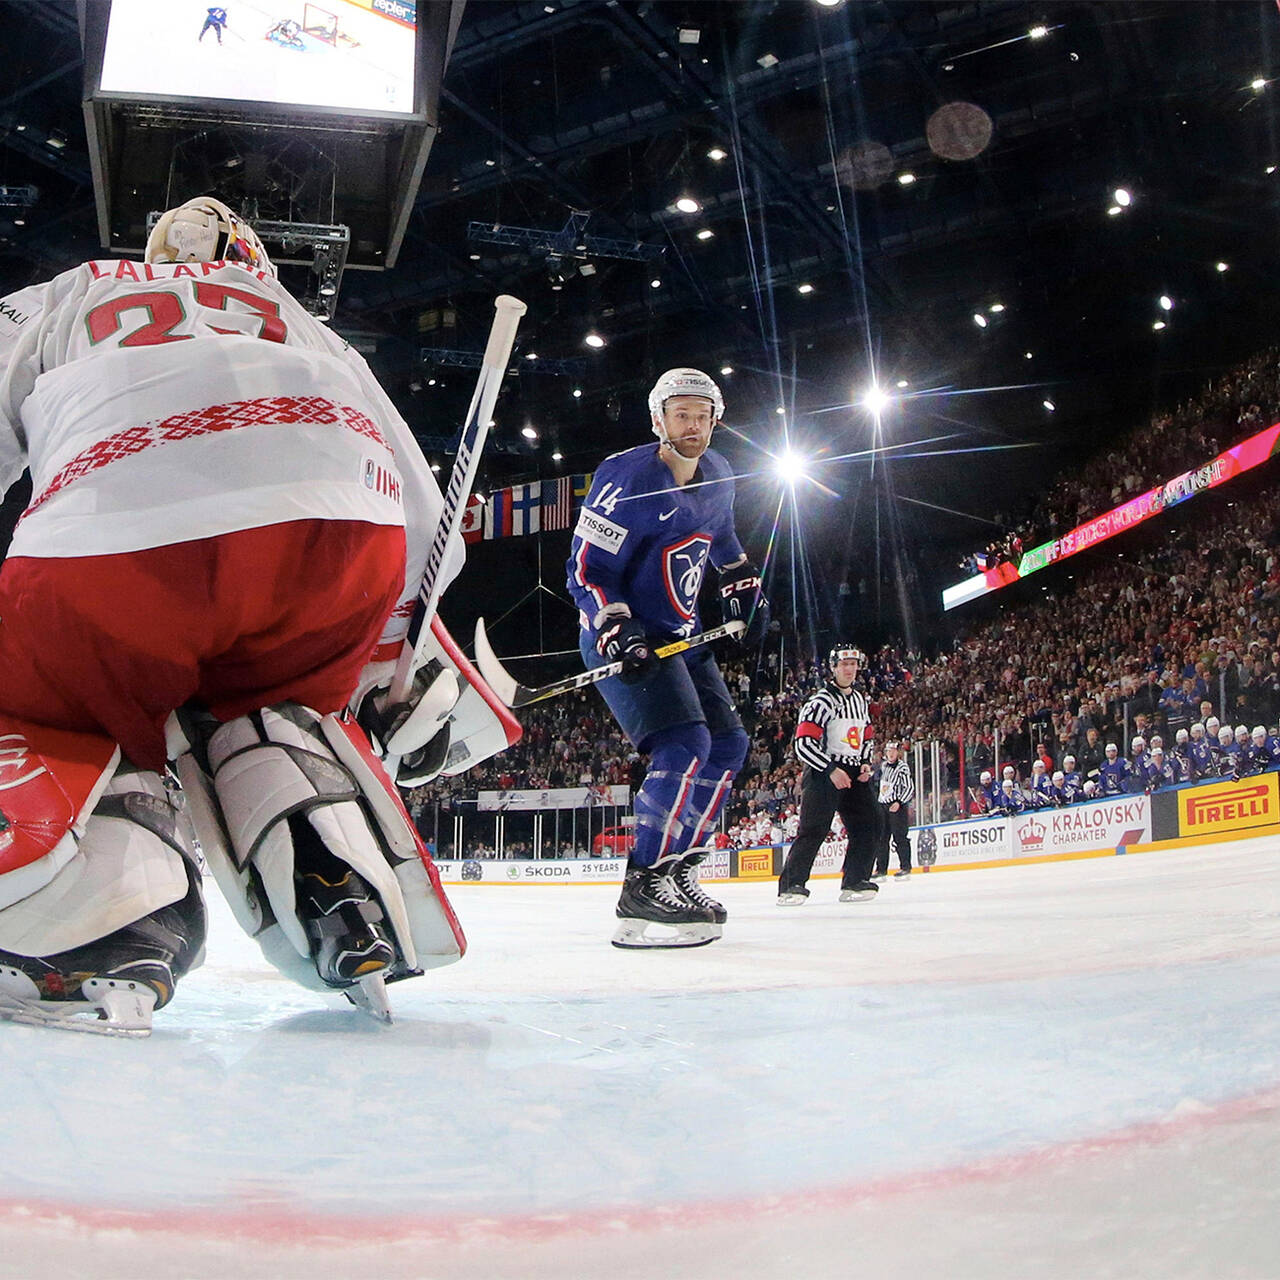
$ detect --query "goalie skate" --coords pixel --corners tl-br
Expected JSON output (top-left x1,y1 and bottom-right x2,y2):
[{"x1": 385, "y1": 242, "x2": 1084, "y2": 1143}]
[
  {"x1": 0, "y1": 974, "x2": 157, "y2": 1038},
  {"x1": 611, "y1": 862, "x2": 721, "y2": 950}
]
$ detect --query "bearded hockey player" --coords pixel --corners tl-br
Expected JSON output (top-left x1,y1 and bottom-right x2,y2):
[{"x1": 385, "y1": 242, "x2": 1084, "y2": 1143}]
[
  {"x1": 0, "y1": 197, "x2": 514, "y2": 1034},
  {"x1": 566, "y1": 368, "x2": 766, "y2": 948}
]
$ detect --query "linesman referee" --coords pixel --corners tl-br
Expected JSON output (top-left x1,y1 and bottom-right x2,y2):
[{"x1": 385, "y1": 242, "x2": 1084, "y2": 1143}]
[
  {"x1": 777, "y1": 644, "x2": 879, "y2": 904},
  {"x1": 875, "y1": 739, "x2": 915, "y2": 877}
]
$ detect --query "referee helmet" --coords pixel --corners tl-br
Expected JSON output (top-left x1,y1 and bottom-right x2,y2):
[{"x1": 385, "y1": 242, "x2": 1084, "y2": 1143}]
[{"x1": 829, "y1": 644, "x2": 865, "y2": 668}]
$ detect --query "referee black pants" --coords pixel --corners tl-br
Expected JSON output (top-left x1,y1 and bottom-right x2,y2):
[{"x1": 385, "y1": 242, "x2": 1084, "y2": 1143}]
[
  {"x1": 778, "y1": 767, "x2": 877, "y2": 893},
  {"x1": 874, "y1": 804, "x2": 912, "y2": 874}
]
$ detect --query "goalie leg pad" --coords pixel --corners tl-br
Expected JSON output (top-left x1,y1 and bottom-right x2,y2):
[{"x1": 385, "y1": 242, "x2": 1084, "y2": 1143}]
[
  {"x1": 0, "y1": 760, "x2": 204, "y2": 975},
  {"x1": 189, "y1": 705, "x2": 462, "y2": 991}
]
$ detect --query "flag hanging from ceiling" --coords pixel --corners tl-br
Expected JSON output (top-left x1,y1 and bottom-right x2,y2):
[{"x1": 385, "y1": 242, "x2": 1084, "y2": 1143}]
[
  {"x1": 483, "y1": 488, "x2": 512, "y2": 539},
  {"x1": 460, "y1": 494, "x2": 484, "y2": 544},
  {"x1": 511, "y1": 482, "x2": 541, "y2": 536},
  {"x1": 540, "y1": 477, "x2": 572, "y2": 530}
]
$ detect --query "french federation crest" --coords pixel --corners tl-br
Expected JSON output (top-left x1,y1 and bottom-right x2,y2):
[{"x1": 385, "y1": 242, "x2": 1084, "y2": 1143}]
[{"x1": 662, "y1": 534, "x2": 712, "y2": 620}]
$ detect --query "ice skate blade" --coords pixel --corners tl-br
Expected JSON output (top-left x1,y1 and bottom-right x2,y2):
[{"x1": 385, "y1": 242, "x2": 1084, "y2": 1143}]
[
  {"x1": 611, "y1": 920, "x2": 721, "y2": 949},
  {"x1": 776, "y1": 892, "x2": 809, "y2": 906},
  {"x1": 0, "y1": 986, "x2": 155, "y2": 1038},
  {"x1": 344, "y1": 971, "x2": 394, "y2": 1024},
  {"x1": 838, "y1": 888, "x2": 879, "y2": 903}
]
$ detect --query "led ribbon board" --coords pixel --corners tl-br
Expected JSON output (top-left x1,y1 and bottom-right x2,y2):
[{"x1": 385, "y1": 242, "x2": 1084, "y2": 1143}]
[{"x1": 942, "y1": 421, "x2": 1280, "y2": 611}]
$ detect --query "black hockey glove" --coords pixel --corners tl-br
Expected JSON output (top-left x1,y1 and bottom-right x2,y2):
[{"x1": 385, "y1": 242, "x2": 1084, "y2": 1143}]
[
  {"x1": 719, "y1": 559, "x2": 770, "y2": 645},
  {"x1": 596, "y1": 615, "x2": 657, "y2": 685}
]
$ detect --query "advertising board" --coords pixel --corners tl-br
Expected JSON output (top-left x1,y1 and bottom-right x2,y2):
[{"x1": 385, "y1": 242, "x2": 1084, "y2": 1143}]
[
  {"x1": 1177, "y1": 774, "x2": 1279, "y2": 837},
  {"x1": 1011, "y1": 796, "x2": 1150, "y2": 857}
]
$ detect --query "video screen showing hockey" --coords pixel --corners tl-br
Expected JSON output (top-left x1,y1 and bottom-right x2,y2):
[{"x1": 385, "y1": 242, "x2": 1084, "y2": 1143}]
[{"x1": 98, "y1": 0, "x2": 418, "y2": 116}]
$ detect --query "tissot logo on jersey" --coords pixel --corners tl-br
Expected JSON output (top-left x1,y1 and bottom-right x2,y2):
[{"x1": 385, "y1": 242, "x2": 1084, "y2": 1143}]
[
  {"x1": 574, "y1": 507, "x2": 628, "y2": 554},
  {"x1": 662, "y1": 534, "x2": 711, "y2": 620}
]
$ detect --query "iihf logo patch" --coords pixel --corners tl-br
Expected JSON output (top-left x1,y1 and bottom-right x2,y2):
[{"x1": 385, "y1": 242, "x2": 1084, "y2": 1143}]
[
  {"x1": 662, "y1": 534, "x2": 712, "y2": 620},
  {"x1": 361, "y1": 457, "x2": 402, "y2": 504}
]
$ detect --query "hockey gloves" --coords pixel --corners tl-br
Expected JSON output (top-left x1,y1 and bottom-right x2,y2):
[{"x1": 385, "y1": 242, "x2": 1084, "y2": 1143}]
[
  {"x1": 719, "y1": 558, "x2": 770, "y2": 645},
  {"x1": 356, "y1": 659, "x2": 460, "y2": 787},
  {"x1": 597, "y1": 614, "x2": 657, "y2": 685}
]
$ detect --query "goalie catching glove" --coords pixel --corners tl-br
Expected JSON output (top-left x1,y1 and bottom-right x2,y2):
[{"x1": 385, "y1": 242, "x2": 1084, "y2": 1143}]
[
  {"x1": 353, "y1": 659, "x2": 460, "y2": 788},
  {"x1": 719, "y1": 558, "x2": 769, "y2": 645},
  {"x1": 595, "y1": 605, "x2": 657, "y2": 685}
]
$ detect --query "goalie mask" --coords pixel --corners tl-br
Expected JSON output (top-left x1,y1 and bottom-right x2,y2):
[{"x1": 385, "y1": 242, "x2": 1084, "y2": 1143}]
[
  {"x1": 648, "y1": 368, "x2": 725, "y2": 437},
  {"x1": 145, "y1": 196, "x2": 276, "y2": 278}
]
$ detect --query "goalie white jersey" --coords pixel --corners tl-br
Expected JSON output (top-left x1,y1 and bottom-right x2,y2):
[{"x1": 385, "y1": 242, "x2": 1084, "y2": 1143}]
[{"x1": 0, "y1": 257, "x2": 459, "y2": 653}]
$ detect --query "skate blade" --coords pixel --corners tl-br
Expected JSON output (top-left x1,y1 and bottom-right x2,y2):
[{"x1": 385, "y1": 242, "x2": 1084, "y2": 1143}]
[
  {"x1": 344, "y1": 971, "x2": 394, "y2": 1024},
  {"x1": 776, "y1": 894, "x2": 808, "y2": 905},
  {"x1": 838, "y1": 889, "x2": 879, "y2": 903},
  {"x1": 0, "y1": 987, "x2": 154, "y2": 1038},
  {"x1": 611, "y1": 920, "x2": 721, "y2": 949}
]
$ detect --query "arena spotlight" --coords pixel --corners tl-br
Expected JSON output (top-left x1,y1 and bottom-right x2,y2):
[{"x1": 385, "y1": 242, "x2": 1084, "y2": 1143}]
[
  {"x1": 584, "y1": 332, "x2": 606, "y2": 348},
  {"x1": 773, "y1": 448, "x2": 809, "y2": 484},
  {"x1": 862, "y1": 383, "x2": 891, "y2": 415},
  {"x1": 675, "y1": 196, "x2": 701, "y2": 214},
  {"x1": 1159, "y1": 294, "x2": 1173, "y2": 311},
  {"x1": 1216, "y1": 261, "x2": 1229, "y2": 273},
  {"x1": 1113, "y1": 187, "x2": 1132, "y2": 206}
]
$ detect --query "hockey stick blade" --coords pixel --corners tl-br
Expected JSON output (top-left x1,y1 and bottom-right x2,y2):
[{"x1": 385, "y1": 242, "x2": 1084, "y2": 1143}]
[{"x1": 473, "y1": 618, "x2": 746, "y2": 709}]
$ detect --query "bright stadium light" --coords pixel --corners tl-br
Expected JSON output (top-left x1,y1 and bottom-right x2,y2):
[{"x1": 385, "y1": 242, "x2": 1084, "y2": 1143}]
[
  {"x1": 774, "y1": 448, "x2": 809, "y2": 484},
  {"x1": 862, "y1": 383, "x2": 891, "y2": 415}
]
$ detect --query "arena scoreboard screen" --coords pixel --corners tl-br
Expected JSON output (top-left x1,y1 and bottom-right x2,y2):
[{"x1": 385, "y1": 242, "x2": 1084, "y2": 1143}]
[{"x1": 98, "y1": 0, "x2": 421, "y2": 118}]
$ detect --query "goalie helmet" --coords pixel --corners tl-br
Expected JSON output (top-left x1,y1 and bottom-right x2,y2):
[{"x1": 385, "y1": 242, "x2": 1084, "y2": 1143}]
[
  {"x1": 828, "y1": 644, "x2": 864, "y2": 668},
  {"x1": 648, "y1": 368, "x2": 725, "y2": 430},
  {"x1": 145, "y1": 196, "x2": 276, "y2": 278}
]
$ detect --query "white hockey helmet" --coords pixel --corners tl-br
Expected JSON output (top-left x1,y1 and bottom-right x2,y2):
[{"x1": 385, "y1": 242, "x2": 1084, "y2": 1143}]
[
  {"x1": 1002, "y1": 765, "x2": 1016, "y2": 778},
  {"x1": 1150, "y1": 745, "x2": 1164, "y2": 758},
  {"x1": 1131, "y1": 735, "x2": 1145, "y2": 751},
  {"x1": 1105, "y1": 742, "x2": 1118, "y2": 756},
  {"x1": 1032, "y1": 759, "x2": 1046, "y2": 771},
  {"x1": 1253, "y1": 726, "x2": 1268, "y2": 741},
  {"x1": 1052, "y1": 770, "x2": 1065, "y2": 784},
  {"x1": 648, "y1": 368, "x2": 725, "y2": 431},
  {"x1": 1001, "y1": 779, "x2": 1014, "y2": 792},
  {"x1": 1206, "y1": 716, "x2": 1220, "y2": 734},
  {"x1": 1175, "y1": 728, "x2": 1189, "y2": 743},
  {"x1": 1083, "y1": 779, "x2": 1098, "y2": 797},
  {"x1": 1150, "y1": 734, "x2": 1163, "y2": 749},
  {"x1": 1218, "y1": 726, "x2": 1234, "y2": 744},
  {"x1": 979, "y1": 771, "x2": 992, "y2": 784},
  {"x1": 146, "y1": 195, "x2": 276, "y2": 278},
  {"x1": 1235, "y1": 724, "x2": 1249, "y2": 741},
  {"x1": 1190, "y1": 722, "x2": 1205, "y2": 738},
  {"x1": 1063, "y1": 754, "x2": 1076, "y2": 769}
]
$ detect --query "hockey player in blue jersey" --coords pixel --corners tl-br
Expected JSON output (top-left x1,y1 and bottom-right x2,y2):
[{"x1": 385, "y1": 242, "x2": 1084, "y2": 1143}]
[
  {"x1": 200, "y1": 6, "x2": 229, "y2": 43},
  {"x1": 1099, "y1": 743, "x2": 1131, "y2": 795},
  {"x1": 1249, "y1": 725, "x2": 1280, "y2": 771},
  {"x1": 976, "y1": 769, "x2": 999, "y2": 813},
  {"x1": 1026, "y1": 759, "x2": 1055, "y2": 808},
  {"x1": 1059, "y1": 754, "x2": 1084, "y2": 803},
  {"x1": 1172, "y1": 728, "x2": 1196, "y2": 782},
  {"x1": 1143, "y1": 746, "x2": 1178, "y2": 791},
  {"x1": 566, "y1": 368, "x2": 766, "y2": 948},
  {"x1": 995, "y1": 779, "x2": 1025, "y2": 815},
  {"x1": 1215, "y1": 726, "x2": 1241, "y2": 776}
]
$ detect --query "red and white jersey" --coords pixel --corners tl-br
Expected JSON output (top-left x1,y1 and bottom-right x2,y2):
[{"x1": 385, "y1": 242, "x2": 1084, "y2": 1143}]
[{"x1": 0, "y1": 258, "x2": 458, "y2": 653}]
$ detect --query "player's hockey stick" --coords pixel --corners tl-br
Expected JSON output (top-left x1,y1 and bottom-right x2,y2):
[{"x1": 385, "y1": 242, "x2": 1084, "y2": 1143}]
[
  {"x1": 473, "y1": 618, "x2": 746, "y2": 709},
  {"x1": 382, "y1": 295, "x2": 526, "y2": 780},
  {"x1": 388, "y1": 294, "x2": 527, "y2": 707}
]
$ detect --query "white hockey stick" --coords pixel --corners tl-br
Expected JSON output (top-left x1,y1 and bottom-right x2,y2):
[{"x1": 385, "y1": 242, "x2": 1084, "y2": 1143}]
[{"x1": 383, "y1": 295, "x2": 526, "y2": 779}]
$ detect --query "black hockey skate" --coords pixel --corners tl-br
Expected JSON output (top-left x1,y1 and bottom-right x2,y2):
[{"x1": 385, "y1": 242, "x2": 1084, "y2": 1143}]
[
  {"x1": 297, "y1": 864, "x2": 396, "y2": 987},
  {"x1": 612, "y1": 858, "x2": 720, "y2": 949},
  {"x1": 776, "y1": 885, "x2": 810, "y2": 905},
  {"x1": 838, "y1": 879, "x2": 880, "y2": 903},
  {"x1": 672, "y1": 848, "x2": 727, "y2": 927},
  {"x1": 0, "y1": 893, "x2": 206, "y2": 1038}
]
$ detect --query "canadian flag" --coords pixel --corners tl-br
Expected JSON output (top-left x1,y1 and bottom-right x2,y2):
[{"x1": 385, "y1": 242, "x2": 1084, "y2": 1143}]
[{"x1": 460, "y1": 494, "x2": 484, "y2": 544}]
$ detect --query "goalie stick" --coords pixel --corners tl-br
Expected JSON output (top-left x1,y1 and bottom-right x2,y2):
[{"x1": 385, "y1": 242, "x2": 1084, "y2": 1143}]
[
  {"x1": 382, "y1": 295, "x2": 527, "y2": 779},
  {"x1": 473, "y1": 618, "x2": 746, "y2": 709}
]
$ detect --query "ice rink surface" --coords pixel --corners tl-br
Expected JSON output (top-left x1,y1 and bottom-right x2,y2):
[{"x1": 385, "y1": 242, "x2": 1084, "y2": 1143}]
[{"x1": 2, "y1": 837, "x2": 1279, "y2": 1279}]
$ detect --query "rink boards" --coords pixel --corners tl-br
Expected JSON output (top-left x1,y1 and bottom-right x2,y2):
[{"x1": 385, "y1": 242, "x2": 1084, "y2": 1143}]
[{"x1": 433, "y1": 772, "x2": 1280, "y2": 884}]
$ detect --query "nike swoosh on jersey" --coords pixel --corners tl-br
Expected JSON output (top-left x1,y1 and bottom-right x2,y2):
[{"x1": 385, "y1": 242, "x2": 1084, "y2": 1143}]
[{"x1": 658, "y1": 508, "x2": 678, "y2": 521}]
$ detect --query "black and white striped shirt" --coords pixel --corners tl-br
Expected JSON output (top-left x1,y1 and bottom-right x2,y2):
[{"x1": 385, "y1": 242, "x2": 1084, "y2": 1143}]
[
  {"x1": 793, "y1": 681, "x2": 873, "y2": 775},
  {"x1": 877, "y1": 757, "x2": 915, "y2": 806}
]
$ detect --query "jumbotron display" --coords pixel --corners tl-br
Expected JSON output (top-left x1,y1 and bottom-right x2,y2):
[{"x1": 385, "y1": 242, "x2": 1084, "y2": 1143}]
[
  {"x1": 98, "y1": 0, "x2": 419, "y2": 117},
  {"x1": 943, "y1": 421, "x2": 1280, "y2": 611}
]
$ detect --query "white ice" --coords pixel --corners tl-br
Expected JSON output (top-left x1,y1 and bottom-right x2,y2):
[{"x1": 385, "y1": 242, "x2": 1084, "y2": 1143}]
[{"x1": 2, "y1": 838, "x2": 1279, "y2": 1280}]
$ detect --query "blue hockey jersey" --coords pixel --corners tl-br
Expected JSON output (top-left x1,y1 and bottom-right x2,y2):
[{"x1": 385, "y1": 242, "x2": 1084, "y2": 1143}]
[{"x1": 567, "y1": 443, "x2": 745, "y2": 639}]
